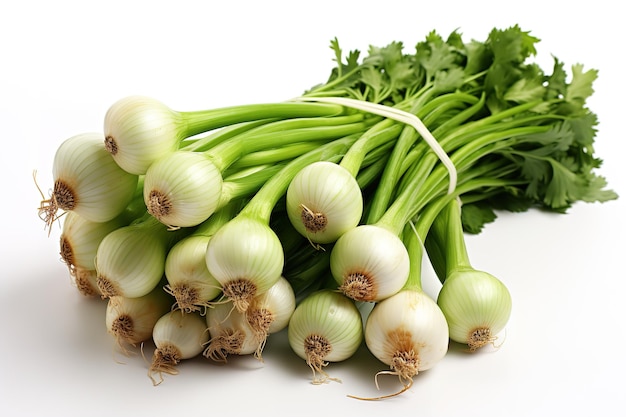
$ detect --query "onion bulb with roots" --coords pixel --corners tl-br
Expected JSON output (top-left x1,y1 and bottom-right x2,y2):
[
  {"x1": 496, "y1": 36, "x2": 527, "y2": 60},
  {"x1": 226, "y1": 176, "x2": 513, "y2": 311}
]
[
  {"x1": 148, "y1": 310, "x2": 209, "y2": 385},
  {"x1": 203, "y1": 301, "x2": 259, "y2": 362},
  {"x1": 362, "y1": 289, "x2": 449, "y2": 399},
  {"x1": 437, "y1": 269, "x2": 512, "y2": 351},
  {"x1": 205, "y1": 216, "x2": 284, "y2": 314},
  {"x1": 39, "y1": 132, "x2": 138, "y2": 227},
  {"x1": 143, "y1": 151, "x2": 223, "y2": 228},
  {"x1": 105, "y1": 286, "x2": 172, "y2": 353},
  {"x1": 59, "y1": 211, "x2": 126, "y2": 273},
  {"x1": 330, "y1": 225, "x2": 410, "y2": 302},
  {"x1": 286, "y1": 161, "x2": 363, "y2": 244},
  {"x1": 288, "y1": 290, "x2": 363, "y2": 384},
  {"x1": 245, "y1": 276, "x2": 296, "y2": 357},
  {"x1": 164, "y1": 235, "x2": 222, "y2": 313}
]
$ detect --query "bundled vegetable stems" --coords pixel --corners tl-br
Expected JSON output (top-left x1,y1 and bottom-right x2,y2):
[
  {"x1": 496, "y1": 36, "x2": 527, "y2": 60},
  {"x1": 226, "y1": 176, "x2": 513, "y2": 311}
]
[{"x1": 39, "y1": 25, "x2": 617, "y2": 396}]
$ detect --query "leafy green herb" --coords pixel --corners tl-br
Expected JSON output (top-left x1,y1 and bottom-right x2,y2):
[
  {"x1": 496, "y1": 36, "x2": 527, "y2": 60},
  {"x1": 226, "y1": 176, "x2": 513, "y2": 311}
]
[{"x1": 308, "y1": 24, "x2": 617, "y2": 232}]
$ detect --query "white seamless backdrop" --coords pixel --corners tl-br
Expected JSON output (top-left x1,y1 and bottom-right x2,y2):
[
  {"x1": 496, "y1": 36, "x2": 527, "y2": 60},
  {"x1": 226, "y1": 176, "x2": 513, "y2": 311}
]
[{"x1": 1, "y1": 1, "x2": 624, "y2": 416}]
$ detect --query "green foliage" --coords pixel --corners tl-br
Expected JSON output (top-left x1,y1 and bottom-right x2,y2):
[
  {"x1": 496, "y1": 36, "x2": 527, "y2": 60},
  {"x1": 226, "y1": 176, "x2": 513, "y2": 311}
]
[{"x1": 308, "y1": 25, "x2": 617, "y2": 233}]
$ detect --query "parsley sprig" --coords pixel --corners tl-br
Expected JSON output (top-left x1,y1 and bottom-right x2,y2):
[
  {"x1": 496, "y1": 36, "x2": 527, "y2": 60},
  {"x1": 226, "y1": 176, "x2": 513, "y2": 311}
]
[{"x1": 307, "y1": 25, "x2": 617, "y2": 233}]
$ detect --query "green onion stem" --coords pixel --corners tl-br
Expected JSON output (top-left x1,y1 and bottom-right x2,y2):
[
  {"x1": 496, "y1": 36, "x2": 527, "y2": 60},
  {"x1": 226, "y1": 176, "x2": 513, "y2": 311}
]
[
  {"x1": 178, "y1": 102, "x2": 347, "y2": 140},
  {"x1": 225, "y1": 143, "x2": 321, "y2": 172},
  {"x1": 216, "y1": 164, "x2": 285, "y2": 211},
  {"x1": 180, "y1": 119, "x2": 275, "y2": 152},
  {"x1": 403, "y1": 176, "x2": 518, "y2": 291},
  {"x1": 339, "y1": 119, "x2": 403, "y2": 176},
  {"x1": 401, "y1": 223, "x2": 425, "y2": 293},
  {"x1": 356, "y1": 152, "x2": 390, "y2": 190},
  {"x1": 205, "y1": 115, "x2": 370, "y2": 173},
  {"x1": 401, "y1": 124, "x2": 553, "y2": 218},
  {"x1": 192, "y1": 199, "x2": 243, "y2": 237},
  {"x1": 353, "y1": 92, "x2": 481, "y2": 224},
  {"x1": 374, "y1": 117, "x2": 536, "y2": 236}
]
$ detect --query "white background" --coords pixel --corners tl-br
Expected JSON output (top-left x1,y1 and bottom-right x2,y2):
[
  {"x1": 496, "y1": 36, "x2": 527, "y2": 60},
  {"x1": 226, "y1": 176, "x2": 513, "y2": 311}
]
[{"x1": 1, "y1": 1, "x2": 625, "y2": 416}]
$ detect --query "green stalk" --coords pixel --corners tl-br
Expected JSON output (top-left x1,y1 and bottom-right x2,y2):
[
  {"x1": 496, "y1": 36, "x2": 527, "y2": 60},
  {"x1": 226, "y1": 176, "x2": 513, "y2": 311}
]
[
  {"x1": 217, "y1": 164, "x2": 285, "y2": 210},
  {"x1": 366, "y1": 93, "x2": 484, "y2": 224},
  {"x1": 205, "y1": 115, "x2": 369, "y2": 172},
  {"x1": 401, "y1": 124, "x2": 553, "y2": 217},
  {"x1": 180, "y1": 119, "x2": 273, "y2": 152},
  {"x1": 356, "y1": 151, "x2": 390, "y2": 190},
  {"x1": 338, "y1": 118, "x2": 403, "y2": 176},
  {"x1": 177, "y1": 101, "x2": 348, "y2": 138},
  {"x1": 401, "y1": 223, "x2": 424, "y2": 292},
  {"x1": 191, "y1": 199, "x2": 242, "y2": 237},
  {"x1": 225, "y1": 142, "x2": 320, "y2": 172},
  {"x1": 420, "y1": 191, "x2": 514, "y2": 351}
]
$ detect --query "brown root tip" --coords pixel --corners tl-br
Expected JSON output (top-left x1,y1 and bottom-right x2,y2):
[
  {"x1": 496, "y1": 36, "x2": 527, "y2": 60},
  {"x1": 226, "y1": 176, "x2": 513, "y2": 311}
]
[
  {"x1": 37, "y1": 178, "x2": 75, "y2": 231},
  {"x1": 348, "y1": 350, "x2": 418, "y2": 401},
  {"x1": 104, "y1": 136, "x2": 118, "y2": 155},
  {"x1": 96, "y1": 275, "x2": 121, "y2": 298},
  {"x1": 222, "y1": 279, "x2": 257, "y2": 313},
  {"x1": 147, "y1": 189, "x2": 172, "y2": 222},
  {"x1": 348, "y1": 372, "x2": 414, "y2": 401},
  {"x1": 300, "y1": 204, "x2": 328, "y2": 233},
  {"x1": 52, "y1": 179, "x2": 77, "y2": 211},
  {"x1": 73, "y1": 268, "x2": 101, "y2": 297},
  {"x1": 203, "y1": 330, "x2": 245, "y2": 363},
  {"x1": 111, "y1": 315, "x2": 134, "y2": 343},
  {"x1": 339, "y1": 272, "x2": 376, "y2": 302},
  {"x1": 467, "y1": 327, "x2": 497, "y2": 352},
  {"x1": 164, "y1": 284, "x2": 207, "y2": 314},
  {"x1": 110, "y1": 315, "x2": 136, "y2": 356},
  {"x1": 148, "y1": 345, "x2": 182, "y2": 386},
  {"x1": 304, "y1": 334, "x2": 340, "y2": 385},
  {"x1": 246, "y1": 308, "x2": 274, "y2": 362},
  {"x1": 60, "y1": 236, "x2": 74, "y2": 267}
]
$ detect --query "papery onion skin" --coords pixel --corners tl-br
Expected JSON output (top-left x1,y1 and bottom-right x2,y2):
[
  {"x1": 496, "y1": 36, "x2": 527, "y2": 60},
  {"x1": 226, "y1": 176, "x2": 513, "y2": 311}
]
[
  {"x1": 205, "y1": 216, "x2": 284, "y2": 313},
  {"x1": 437, "y1": 268, "x2": 512, "y2": 350},
  {"x1": 164, "y1": 235, "x2": 222, "y2": 313},
  {"x1": 365, "y1": 289, "x2": 449, "y2": 373},
  {"x1": 47, "y1": 132, "x2": 138, "y2": 224},
  {"x1": 95, "y1": 221, "x2": 170, "y2": 299},
  {"x1": 143, "y1": 151, "x2": 223, "y2": 228},
  {"x1": 330, "y1": 225, "x2": 410, "y2": 302},
  {"x1": 152, "y1": 310, "x2": 209, "y2": 360},
  {"x1": 286, "y1": 161, "x2": 363, "y2": 244},
  {"x1": 72, "y1": 268, "x2": 101, "y2": 297},
  {"x1": 288, "y1": 290, "x2": 363, "y2": 364},
  {"x1": 104, "y1": 96, "x2": 184, "y2": 175}
]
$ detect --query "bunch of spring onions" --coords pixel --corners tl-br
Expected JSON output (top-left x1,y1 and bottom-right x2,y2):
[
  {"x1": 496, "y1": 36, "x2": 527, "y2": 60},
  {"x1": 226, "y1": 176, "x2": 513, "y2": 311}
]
[{"x1": 38, "y1": 25, "x2": 617, "y2": 398}]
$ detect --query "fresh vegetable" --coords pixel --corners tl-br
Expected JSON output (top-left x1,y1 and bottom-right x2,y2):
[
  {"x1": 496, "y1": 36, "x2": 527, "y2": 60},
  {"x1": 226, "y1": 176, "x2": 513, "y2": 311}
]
[
  {"x1": 357, "y1": 223, "x2": 449, "y2": 399},
  {"x1": 245, "y1": 276, "x2": 296, "y2": 357},
  {"x1": 148, "y1": 310, "x2": 209, "y2": 385},
  {"x1": 103, "y1": 96, "x2": 347, "y2": 175},
  {"x1": 287, "y1": 289, "x2": 364, "y2": 384},
  {"x1": 95, "y1": 215, "x2": 189, "y2": 298},
  {"x1": 38, "y1": 25, "x2": 617, "y2": 397},
  {"x1": 205, "y1": 136, "x2": 359, "y2": 313},
  {"x1": 203, "y1": 277, "x2": 295, "y2": 362},
  {"x1": 426, "y1": 198, "x2": 512, "y2": 351},
  {"x1": 203, "y1": 300, "x2": 260, "y2": 361},
  {"x1": 105, "y1": 285, "x2": 172, "y2": 353},
  {"x1": 38, "y1": 132, "x2": 138, "y2": 227}
]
